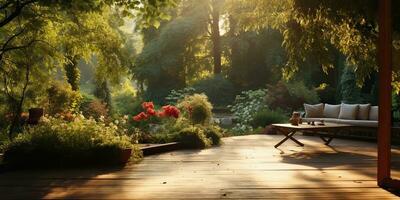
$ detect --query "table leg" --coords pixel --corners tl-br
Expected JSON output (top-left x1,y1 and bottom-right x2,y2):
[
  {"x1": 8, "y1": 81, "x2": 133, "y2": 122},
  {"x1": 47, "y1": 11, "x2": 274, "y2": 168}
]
[
  {"x1": 274, "y1": 130, "x2": 304, "y2": 148},
  {"x1": 320, "y1": 136, "x2": 334, "y2": 145}
]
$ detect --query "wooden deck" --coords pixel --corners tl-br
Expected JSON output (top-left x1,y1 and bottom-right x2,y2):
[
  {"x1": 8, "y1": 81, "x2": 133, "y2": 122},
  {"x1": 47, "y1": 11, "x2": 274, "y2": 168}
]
[{"x1": 1, "y1": 134, "x2": 400, "y2": 199}]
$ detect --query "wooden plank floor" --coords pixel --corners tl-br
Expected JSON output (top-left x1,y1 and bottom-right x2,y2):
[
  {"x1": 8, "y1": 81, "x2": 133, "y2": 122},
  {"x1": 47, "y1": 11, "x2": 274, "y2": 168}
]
[{"x1": 1, "y1": 134, "x2": 400, "y2": 199}]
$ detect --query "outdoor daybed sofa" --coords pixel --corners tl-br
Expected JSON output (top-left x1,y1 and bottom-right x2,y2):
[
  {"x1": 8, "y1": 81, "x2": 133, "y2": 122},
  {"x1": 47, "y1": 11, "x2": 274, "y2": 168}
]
[{"x1": 302, "y1": 103, "x2": 378, "y2": 128}]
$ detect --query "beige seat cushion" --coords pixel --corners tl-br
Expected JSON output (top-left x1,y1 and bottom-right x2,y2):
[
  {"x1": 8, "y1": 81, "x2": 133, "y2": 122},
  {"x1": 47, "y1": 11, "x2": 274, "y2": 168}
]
[
  {"x1": 336, "y1": 119, "x2": 378, "y2": 127},
  {"x1": 357, "y1": 104, "x2": 371, "y2": 120},
  {"x1": 323, "y1": 104, "x2": 341, "y2": 118},
  {"x1": 338, "y1": 103, "x2": 359, "y2": 120},
  {"x1": 369, "y1": 106, "x2": 378, "y2": 120},
  {"x1": 304, "y1": 103, "x2": 324, "y2": 118}
]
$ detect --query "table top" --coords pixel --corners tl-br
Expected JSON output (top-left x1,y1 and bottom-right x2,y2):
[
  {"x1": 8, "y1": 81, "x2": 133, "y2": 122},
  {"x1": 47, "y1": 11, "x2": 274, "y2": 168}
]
[{"x1": 272, "y1": 122, "x2": 353, "y2": 130}]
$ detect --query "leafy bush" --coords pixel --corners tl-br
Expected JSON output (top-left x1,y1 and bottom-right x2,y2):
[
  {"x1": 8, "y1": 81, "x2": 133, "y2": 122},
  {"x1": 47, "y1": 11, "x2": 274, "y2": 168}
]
[
  {"x1": 228, "y1": 89, "x2": 267, "y2": 133},
  {"x1": 178, "y1": 94, "x2": 213, "y2": 125},
  {"x1": 2, "y1": 115, "x2": 141, "y2": 167},
  {"x1": 192, "y1": 75, "x2": 236, "y2": 106},
  {"x1": 316, "y1": 83, "x2": 338, "y2": 104},
  {"x1": 178, "y1": 126, "x2": 212, "y2": 149},
  {"x1": 112, "y1": 80, "x2": 140, "y2": 115},
  {"x1": 165, "y1": 87, "x2": 196, "y2": 105},
  {"x1": 266, "y1": 81, "x2": 319, "y2": 111},
  {"x1": 80, "y1": 94, "x2": 109, "y2": 121},
  {"x1": 204, "y1": 125, "x2": 223, "y2": 146},
  {"x1": 46, "y1": 81, "x2": 82, "y2": 115},
  {"x1": 250, "y1": 109, "x2": 287, "y2": 128},
  {"x1": 145, "y1": 117, "x2": 191, "y2": 143}
]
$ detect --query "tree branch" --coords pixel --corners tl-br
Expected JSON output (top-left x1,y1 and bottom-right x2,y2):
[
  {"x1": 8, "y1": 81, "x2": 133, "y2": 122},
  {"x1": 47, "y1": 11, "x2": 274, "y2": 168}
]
[
  {"x1": 0, "y1": 0, "x2": 14, "y2": 10},
  {"x1": 0, "y1": 0, "x2": 37, "y2": 28}
]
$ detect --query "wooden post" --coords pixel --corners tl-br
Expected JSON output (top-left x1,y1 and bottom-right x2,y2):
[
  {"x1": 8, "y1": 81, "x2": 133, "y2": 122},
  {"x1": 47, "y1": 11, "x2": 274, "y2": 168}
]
[{"x1": 377, "y1": 0, "x2": 392, "y2": 187}]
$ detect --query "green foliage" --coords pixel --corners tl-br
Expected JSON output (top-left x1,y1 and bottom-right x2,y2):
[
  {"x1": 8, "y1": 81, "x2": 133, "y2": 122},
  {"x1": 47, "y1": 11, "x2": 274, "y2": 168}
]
[
  {"x1": 316, "y1": 84, "x2": 338, "y2": 104},
  {"x1": 112, "y1": 80, "x2": 140, "y2": 116},
  {"x1": 393, "y1": 93, "x2": 400, "y2": 122},
  {"x1": 80, "y1": 94, "x2": 110, "y2": 121},
  {"x1": 143, "y1": 118, "x2": 191, "y2": 143},
  {"x1": 2, "y1": 115, "x2": 141, "y2": 167},
  {"x1": 339, "y1": 67, "x2": 362, "y2": 104},
  {"x1": 165, "y1": 87, "x2": 196, "y2": 105},
  {"x1": 228, "y1": 89, "x2": 267, "y2": 133},
  {"x1": 192, "y1": 75, "x2": 236, "y2": 106},
  {"x1": 178, "y1": 94, "x2": 213, "y2": 125},
  {"x1": 266, "y1": 81, "x2": 319, "y2": 111},
  {"x1": 227, "y1": 0, "x2": 393, "y2": 85},
  {"x1": 132, "y1": 1, "x2": 212, "y2": 102},
  {"x1": 178, "y1": 126, "x2": 212, "y2": 149},
  {"x1": 64, "y1": 59, "x2": 81, "y2": 91},
  {"x1": 250, "y1": 109, "x2": 287, "y2": 128},
  {"x1": 46, "y1": 82, "x2": 82, "y2": 115},
  {"x1": 228, "y1": 28, "x2": 284, "y2": 90},
  {"x1": 203, "y1": 125, "x2": 223, "y2": 146},
  {"x1": 93, "y1": 80, "x2": 112, "y2": 112}
]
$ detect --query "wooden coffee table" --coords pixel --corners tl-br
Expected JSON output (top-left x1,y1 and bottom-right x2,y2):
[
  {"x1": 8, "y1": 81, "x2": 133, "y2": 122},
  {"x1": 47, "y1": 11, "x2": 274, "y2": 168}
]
[{"x1": 272, "y1": 123, "x2": 353, "y2": 148}]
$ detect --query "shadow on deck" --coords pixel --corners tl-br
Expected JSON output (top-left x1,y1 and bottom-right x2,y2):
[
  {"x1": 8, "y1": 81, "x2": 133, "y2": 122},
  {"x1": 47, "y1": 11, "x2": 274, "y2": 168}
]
[{"x1": 0, "y1": 134, "x2": 399, "y2": 199}]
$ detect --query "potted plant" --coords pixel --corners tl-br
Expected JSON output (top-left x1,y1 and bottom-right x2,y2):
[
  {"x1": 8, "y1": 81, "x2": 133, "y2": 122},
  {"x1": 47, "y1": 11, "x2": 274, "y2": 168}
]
[
  {"x1": 119, "y1": 148, "x2": 132, "y2": 164},
  {"x1": 28, "y1": 108, "x2": 44, "y2": 124}
]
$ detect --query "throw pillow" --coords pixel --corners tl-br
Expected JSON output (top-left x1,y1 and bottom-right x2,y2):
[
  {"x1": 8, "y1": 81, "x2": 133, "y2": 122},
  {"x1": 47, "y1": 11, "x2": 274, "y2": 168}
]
[
  {"x1": 323, "y1": 104, "x2": 341, "y2": 118},
  {"x1": 338, "y1": 103, "x2": 359, "y2": 120},
  {"x1": 304, "y1": 103, "x2": 324, "y2": 118},
  {"x1": 369, "y1": 106, "x2": 379, "y2": 121},
  {"x1": 357, "y1": 104, "x2": 371, "y2": 120}
]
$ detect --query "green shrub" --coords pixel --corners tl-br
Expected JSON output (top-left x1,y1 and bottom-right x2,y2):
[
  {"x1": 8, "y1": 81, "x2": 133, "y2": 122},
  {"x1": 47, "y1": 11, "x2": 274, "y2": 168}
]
[
  {"x1": 178, "y1": 126, "x2": 212, "y2": 149},
  {"x1": 228, "y1": 89, "x2": 267, "y2": 133},
  {"x1": 80, "y1": 94, "x2": 109, "y2": 121},
  {"x1": 46, "y1": 81, "x2": 82, "y2": 115},
  {"x1": 266, "y1": 81, "x2": 319, "y2": 111},
  {"x1": 2, "y1": 116, "x2": 141, "y2": 167},
  {"x1": 192, "y1": 75, "x2": 236, "y2": 106},
  {"x1": 165, "y1": 87, "x2": 196, "y2": 105},
  {"x1": 178, "y1": 94, "x2": 213, "y2": 125},
  {"x1": 112, "y1": 80, "x2": 141, "y2": 116},
  {"x1": 204, "y1": 126, "x2": 223, "y2": 146},
  {"x1": 316, "y1": 84, "x2": 338, "y2": 104},
  {"x1": 250, "y1": 109, "x2": 287, "y2": 128}
]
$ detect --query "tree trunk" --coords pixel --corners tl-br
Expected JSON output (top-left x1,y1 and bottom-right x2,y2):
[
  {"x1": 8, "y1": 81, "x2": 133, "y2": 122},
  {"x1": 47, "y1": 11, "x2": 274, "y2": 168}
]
[
  {"x1": 210, "y1": 0, "x2": 221, "y2": 74},
  {"x1": 8, "y1": 63, "x2": 31, "y2": 139},
  {"x1": 64, "y1": 55, "x2": 80, "y2": 91}
]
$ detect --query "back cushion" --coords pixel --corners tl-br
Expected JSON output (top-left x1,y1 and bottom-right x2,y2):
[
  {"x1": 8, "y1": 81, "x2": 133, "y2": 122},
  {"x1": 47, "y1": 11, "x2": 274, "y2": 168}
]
[
  {"x1": 338, "y1": 103, "x2": 359, "y2": 120},
  {"x1": 323, "y1": 104, "x2": 341, "y2": 118},
  {"x1": 304, "y1": 103, "x2": 324, "y2": 118},
  {"x1": 369, "y1": 106, "x2": 379, "y2": 120},
  {"x1": 357, "y1": 104, "x2": 371, "y2": 120}
]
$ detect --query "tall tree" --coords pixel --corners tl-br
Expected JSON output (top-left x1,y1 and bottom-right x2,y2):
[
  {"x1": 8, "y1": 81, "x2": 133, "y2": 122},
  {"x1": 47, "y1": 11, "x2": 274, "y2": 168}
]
[
  {"x1": 226, "y1": 0, "x2": 400, "y2": 89},
  {"x1": 209, "y1": 0, "x2": 222, "y2": 74},
  {"x1": 0, "y1": 0, "x2": 177, "y2": 138}
]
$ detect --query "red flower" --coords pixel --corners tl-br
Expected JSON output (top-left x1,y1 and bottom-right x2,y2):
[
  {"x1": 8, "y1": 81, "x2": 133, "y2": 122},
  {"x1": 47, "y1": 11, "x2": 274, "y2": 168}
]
[
  {"x1": 142, "y1": 102, "x2": 154, "y2": 110},
  {"x1": 133, "y1": 112, "x2": 148, "y2": 121},
  {"x1": 146, "y1": 108, "x2": 156, "y2": 116},
  {"x1": 161, "y1": 105, "x2": 180, "y2": 118},
  {"x1": 157, "y1": 111, "x2": 166, "y2": 117}
]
